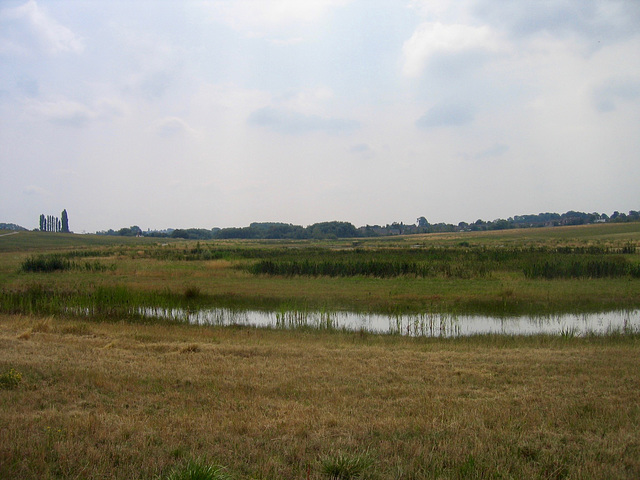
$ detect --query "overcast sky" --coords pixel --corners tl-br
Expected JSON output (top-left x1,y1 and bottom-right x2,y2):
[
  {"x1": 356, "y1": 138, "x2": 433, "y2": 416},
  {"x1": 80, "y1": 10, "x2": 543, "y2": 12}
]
[{"x1": 1, "y1": 0, "x2": 639, "y2": 232}]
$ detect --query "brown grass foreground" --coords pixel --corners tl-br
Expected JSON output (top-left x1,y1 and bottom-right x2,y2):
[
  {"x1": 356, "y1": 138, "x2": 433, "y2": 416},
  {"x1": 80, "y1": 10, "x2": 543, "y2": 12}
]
[{"x1": 1, "y1": 314, "x2": 639, "y2": 479}]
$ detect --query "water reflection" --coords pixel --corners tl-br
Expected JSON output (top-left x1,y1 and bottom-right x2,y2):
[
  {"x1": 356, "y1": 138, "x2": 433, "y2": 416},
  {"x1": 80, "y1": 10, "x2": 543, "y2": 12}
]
[{"x1": 140, "y1": 307, "x2": 639, "y2": 337}]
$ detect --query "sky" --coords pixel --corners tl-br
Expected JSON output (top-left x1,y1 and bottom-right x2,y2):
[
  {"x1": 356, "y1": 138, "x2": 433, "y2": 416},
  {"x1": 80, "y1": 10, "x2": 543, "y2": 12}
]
[{"x1": 1, "y1": 0, "x2": 639, "y2": 233}]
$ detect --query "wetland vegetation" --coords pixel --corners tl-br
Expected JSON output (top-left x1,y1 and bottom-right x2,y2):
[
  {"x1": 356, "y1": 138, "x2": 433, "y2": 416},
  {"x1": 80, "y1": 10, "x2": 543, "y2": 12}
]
[{"x1": 1, "y1": 222, "x2": 639, "y2": 318}]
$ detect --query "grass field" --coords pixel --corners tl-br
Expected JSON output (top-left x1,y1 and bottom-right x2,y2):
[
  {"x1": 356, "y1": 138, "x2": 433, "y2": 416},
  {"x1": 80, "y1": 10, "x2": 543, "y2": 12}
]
[
  {"x1": 1, "y1": 224, "x2": 639, "y2": 478},
  {"x1": 1, "y1": 314, "x2": 639, "y2": 479}
]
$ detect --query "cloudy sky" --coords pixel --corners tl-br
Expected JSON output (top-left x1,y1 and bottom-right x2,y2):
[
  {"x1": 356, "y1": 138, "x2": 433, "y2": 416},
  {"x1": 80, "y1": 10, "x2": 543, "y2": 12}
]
[{"x1": 1, "y1": 0, "x2": 639, "y2": 232}]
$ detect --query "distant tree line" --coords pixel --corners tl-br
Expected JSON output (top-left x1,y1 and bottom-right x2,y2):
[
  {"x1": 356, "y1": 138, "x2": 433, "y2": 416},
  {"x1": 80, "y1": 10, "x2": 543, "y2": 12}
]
[
  {"x1": 95, "y1": 209, "x2": 640, "y2": 240},
  {"x1": 359, "y1": 210, "x2": 640, "y2": 236},
  {"x1": 96, "y1": 221, "x2": 358, "y2": 240},
  {"x1": 39, "y1": 209, "x2": 70, "y2": 233},
  {"x1": 96, "y1": 225, "x2": 143, "y2": 237},
  {"x1": 0, "y1": 223, "x2": 27, "y2": 231}
]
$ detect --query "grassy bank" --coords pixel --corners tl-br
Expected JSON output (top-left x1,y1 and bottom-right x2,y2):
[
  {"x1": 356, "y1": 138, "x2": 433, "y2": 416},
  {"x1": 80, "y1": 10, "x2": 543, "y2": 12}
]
[{"x1": 1, "y1": 314, "x2": 639, "y2": 479}]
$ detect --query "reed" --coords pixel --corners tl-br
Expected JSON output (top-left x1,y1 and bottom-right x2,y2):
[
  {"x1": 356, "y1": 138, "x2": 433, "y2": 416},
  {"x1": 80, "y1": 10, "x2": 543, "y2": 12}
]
[
  {"x1": 522, "y1": 256, "x2": 637, "y2": 279},
  {"x1": 20, "y1": 254, "x2": 112, "y2": 273}
]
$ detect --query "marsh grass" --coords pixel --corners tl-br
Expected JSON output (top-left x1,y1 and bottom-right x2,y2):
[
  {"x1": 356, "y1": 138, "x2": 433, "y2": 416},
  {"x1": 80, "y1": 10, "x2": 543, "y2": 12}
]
[
  {"x1": 523, "y1": 255, "x2": 637, "y2": 279},
  {"x1": 0, "y1": 284, "x2": 218, "y2": 321},
  {"x1": 1, "y1": 223, "x2": 639, "y2": 317},
  {"x1": 248, "y1": 246, "x2": 639, "y2": 281},
  {"x1": 20, "y1": 253, "x2": 112, "y2": 273}
]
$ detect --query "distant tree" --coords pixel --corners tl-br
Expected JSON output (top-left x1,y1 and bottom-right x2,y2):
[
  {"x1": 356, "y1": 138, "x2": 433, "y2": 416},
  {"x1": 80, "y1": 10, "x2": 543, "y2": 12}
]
[
  {"x1": 39, "y1": 214, "x2": 45, "y2": 231},
  {"x1": 117, "y1": 225, "x2": 143, "y2": 236},
  {"x1": 308, "y1": 221, "x2": 358, "y2": 239},
  {"x1": 470, "y1": 219, "x2": 486, "y2": 231},
  {"x1": 171, "y1": 228, "x2": 216, "y2": 240},
  {"x1": 215, "y1": 227, "x2": 260, "y2": 239},
  {"x1": 0, "y1": 223, "x2": 27, "y2": 231},
  {"x1": 417, "y1": 216, "x2": 429, "y2": 228},
  {"x1": 490, "y1": 219, "x2": 511, "y2": 230},
  {"x1": 61, "y1": 209, "x2": 69, "y2": 233}
]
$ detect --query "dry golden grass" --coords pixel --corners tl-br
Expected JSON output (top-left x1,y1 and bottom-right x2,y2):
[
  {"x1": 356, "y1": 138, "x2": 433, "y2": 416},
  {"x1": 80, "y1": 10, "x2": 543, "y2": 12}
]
[{"x1": 1, "y1": 314, "x2": 639, "y2": 479}]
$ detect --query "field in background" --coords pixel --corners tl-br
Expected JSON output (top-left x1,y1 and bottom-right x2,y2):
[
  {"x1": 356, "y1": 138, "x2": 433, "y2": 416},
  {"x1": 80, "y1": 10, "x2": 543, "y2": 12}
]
[{"x1": 1, "y1": 222, "x2": 639, "y2": 316}]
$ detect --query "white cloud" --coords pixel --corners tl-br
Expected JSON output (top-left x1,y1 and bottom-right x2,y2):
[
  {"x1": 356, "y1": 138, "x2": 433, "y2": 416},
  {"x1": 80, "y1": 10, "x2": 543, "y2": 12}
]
[
  {"x1": 22, "y1": 184, "x2": 48, "y2": 196},
  {"x1": 473, "y1": 0, "x2": 640, "y2": 45},
  {"x1": 150, "y1": 116, "x2": 200, "y2": 138},
  {"x1": 112, "y1": 29, "x2": 185, "y2": 100},
  {"x1": 349, "y1": 143, "x2": 372, "y2": 154},
  {"x1": 204, "y1": 0, "x2": 351, "y2": 39},
  {"x1": 416, "y1": 102, "x2": 475, "y2": 128},
  {"x1": 247, "y1": 106, "x2": 359, "y2": 135},
  {"x1": 0, "y1": 0, "x2": 83, "y2": 56},
  {"x1": 592, "y1": 77, "x2": 640, "y2": 112},
  {"x1": 26, "y1": 98, "x2": 93, "y2": 126},
  {"x1": 402, "y1": 22, "x2": 504, "y2": 77},
  {"x1": 408, "y1": 0, "x2": 472, "y2": 22},
  {"x1": 276, "y1": 87, "x2": 334, "y2": 109},
  {"x1": 25, "y1": 97, "x2": 125, "y2": 126},
  {"x1": 475, "y1": 143, "x2": 509, "y2": 160}
]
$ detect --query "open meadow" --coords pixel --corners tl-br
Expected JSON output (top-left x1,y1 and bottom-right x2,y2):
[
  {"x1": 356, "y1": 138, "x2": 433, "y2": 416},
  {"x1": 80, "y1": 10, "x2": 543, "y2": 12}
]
[
  {"x1": 1, "y1": 315, "x2": 639, "y2": 479},
  {"x1": 1, "y1": 223, "x2": 639, "y2": 478}
]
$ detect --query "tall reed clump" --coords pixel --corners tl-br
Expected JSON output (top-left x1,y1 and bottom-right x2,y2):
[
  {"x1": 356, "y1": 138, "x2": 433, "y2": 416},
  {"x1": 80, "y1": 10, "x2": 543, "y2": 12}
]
[
  {"x1": 20, "y1": 254, "x2": 112, "y2": 273},
  {"x1": 523, "y1": 256, "x2": 637, "y2": 279},
  {"x1": 0, "y1": 284, "x2": 217, "y2": 321},
  {"x1": 249, "y1": 258, "x2": 488, "y2": 278},
  {"x1": 20, "y1": 254, "x2": 71, "y2": 272}
]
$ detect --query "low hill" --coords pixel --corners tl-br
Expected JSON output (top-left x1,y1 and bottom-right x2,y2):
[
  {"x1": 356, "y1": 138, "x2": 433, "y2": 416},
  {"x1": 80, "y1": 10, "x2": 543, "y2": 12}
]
[{"x1": 0, "y1": 223, "x2": 27, "y2": 231}]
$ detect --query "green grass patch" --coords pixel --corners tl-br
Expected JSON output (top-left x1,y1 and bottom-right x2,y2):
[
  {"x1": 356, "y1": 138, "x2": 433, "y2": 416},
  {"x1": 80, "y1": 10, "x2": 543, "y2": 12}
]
[{"x1": 0, "y1": 368, "x2": 22, "y2": 389}]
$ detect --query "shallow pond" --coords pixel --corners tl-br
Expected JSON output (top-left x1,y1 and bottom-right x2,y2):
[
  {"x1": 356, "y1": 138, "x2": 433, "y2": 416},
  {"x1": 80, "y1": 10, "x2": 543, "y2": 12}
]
[{"x1": 142, "y1": 307, "x2": 640, "y2": 337}]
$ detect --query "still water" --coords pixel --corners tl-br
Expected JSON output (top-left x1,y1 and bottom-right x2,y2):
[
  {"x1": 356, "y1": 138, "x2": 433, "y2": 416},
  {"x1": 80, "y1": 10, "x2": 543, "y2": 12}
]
[{"x1": 142, "y1": 307, "x2": 639, "y2": 337}]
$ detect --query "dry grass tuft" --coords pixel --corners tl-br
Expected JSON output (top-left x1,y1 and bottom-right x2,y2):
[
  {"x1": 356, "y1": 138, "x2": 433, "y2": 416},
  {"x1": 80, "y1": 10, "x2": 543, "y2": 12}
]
[
  {"x1": 31, "y1": 318, "x2": 52, "y2": 333},
  {"x1": 58, "y1": 323, "x2": 93, "y2": 336},
  {"x1": 17, "y1": 329, "x2": 31, "y2": 340},
  {"x1": 179, "y1": 343, "x2": 200, "y2": 354}
]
